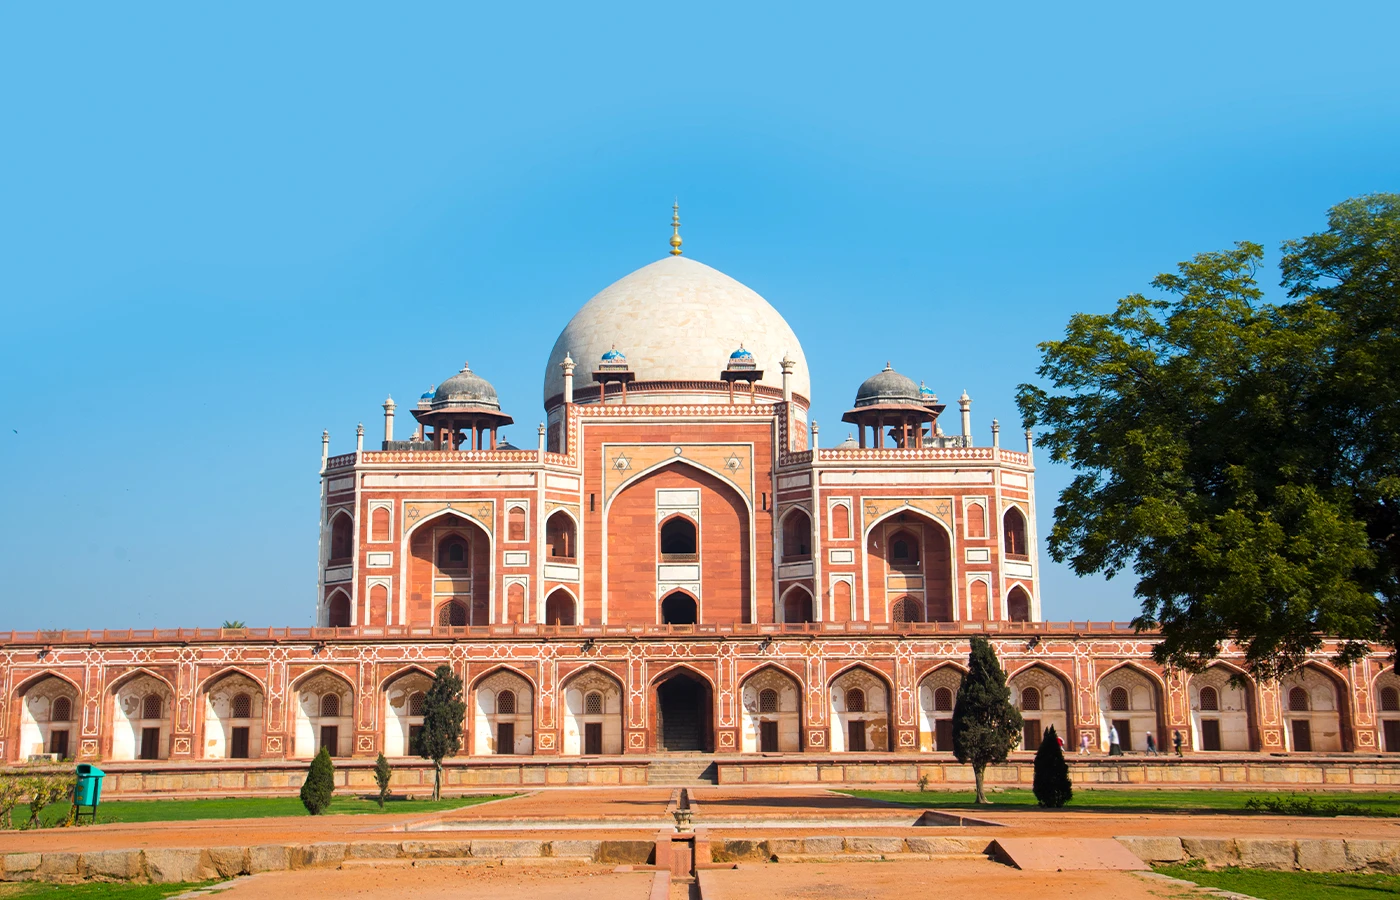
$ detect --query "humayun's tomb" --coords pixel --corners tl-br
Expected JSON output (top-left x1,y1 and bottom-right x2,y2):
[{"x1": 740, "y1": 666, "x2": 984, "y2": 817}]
[{"x1": 5, "y1": 217, "x2": 1399, "y2": 795}]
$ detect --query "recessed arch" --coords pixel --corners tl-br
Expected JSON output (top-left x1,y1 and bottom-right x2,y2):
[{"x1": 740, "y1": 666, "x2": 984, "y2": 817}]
[
  {"x1": 1281, "y1": 661, "x2": 1352, "y2": 752},
  {"x1": 324, "y1": 588, "x2": 352, "y2": 628},
  {"x1": 377, "y1": 663, "x2": 438, "y2": 691},
  {"x1": 779, "y1": 584, "x2": 815, "y2": 624},
  {"x1": 545, "y1": 509, "x2": 578, "y2": 560},
  {"x1": 604, "y1": 456, "x2": 755, "y2": 518},
  {"x1": 107, "y1": 666, "x2": 177, "y2": 698},
  {"x1": 401, "y1": 507, "x2": 496, "y2": 627},
  {"x1": 779, "y1": 506, "x2": 813, "y2": 561},
  {"x1": 328, "y1": 508, "x2": 354, "y2": 561},
  {"x1": 1007, "y1": 661, "x2": 1073, "y2": 752},
  {"x1": 559, "y1": 664, "x2": 625, "y2": 756},
  {"x1": 660, "y1": 588, "x2": 699, "y2": 625},
  {"x1": 829, "y1": 663, "x2": 893, "y2": 752},
  {"x1": 863, "y1": 507, "x2": 954, "y2": 624},
  {"x1": 1006, "y1": 585, "x2": 1032, "y2": 622},
  {"x1": 196, "y1": 665, "x2": 267, "y2": 695},
  {"x1": 659, "y1": 514, "x2": 698, "y2": 557},
  {"x1": 1096, "y1": 662, "x2": 1166, "y2": 753},
  {"x1": 652, "y1": 663, "x2": 715, "y2": 752},
  {"x1": 13, "y1": 669, "x2": 83, "y2": 700},
  {"x1": 739, "y1": 663, "x2": 804, "y2": 753},
  {"x1": 1002, "y1": 504, "x2": 1029, "y2": 558},
  {"x1": 544, "y1": 586, "x2": 579, "y2": 626}
]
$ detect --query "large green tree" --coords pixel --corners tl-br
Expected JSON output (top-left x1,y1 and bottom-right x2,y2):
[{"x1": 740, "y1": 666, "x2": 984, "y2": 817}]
[
  {"x1": 418, "y1": 664, "x2": 466, "y2": 801},
  {"x1": 952, "y1": 635, "x2": 1023, "y2": 804},
  {"x1": 1017, "y1": 194, "x2": 1399, "y2": 678}
]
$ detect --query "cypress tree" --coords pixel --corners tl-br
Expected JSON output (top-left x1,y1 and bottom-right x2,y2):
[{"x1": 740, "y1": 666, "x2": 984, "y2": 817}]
[
  {"x1": 1032, "y1": 724, "x2": 1073, "y2": 807},
  {"x1": 952, "y1": 635, "x2": 1023, "y2": 804},
  {"x1": 373, "y1": 752, "x2": 393, "y2": 809},
  {"x1": 300, "y1": 746, "x2": 335, "y2": 815},
  {"x1": 419, "y1": 664, "x2": 466, "y2": 801}
]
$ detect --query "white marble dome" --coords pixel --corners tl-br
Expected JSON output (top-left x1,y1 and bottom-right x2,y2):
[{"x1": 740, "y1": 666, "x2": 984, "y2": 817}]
[{"x1": 543, "y1": 256, "x2": 810, "y2": 406}]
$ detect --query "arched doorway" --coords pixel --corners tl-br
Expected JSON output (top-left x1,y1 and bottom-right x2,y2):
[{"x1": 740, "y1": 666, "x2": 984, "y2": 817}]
[
  {"x1": 661, "y1": 591, "x2": 698, "y2": 625},
  {"x1": 781, "y1": 586, "x2": 814, "y2": 624},
  {"x1": 1006, "y1": 586, "x2": 1032, "y2": 622},
  {"x1": 866, "y1": 511, "x2": 953, "y2": 623},
  {"x1": 655, "y1": 669, "x2": 712, "y2": 752},
  {"x1": 544, "y1": 589, "x2": 577, "y2": 625}
]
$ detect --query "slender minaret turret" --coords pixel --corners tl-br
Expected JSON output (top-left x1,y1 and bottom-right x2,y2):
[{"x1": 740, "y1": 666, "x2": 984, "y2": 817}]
[
  {"x1": 321, "y1": 429, "x2": 329, "y2": 469},
  {"x1": 383, "y1": 396, "x2": 396, "y2": 444},
  {"x1": 356, "y1": 422, "x2": 364, "y2": 452},
  {"x1": 959, "y1": 390, "x2": 972, "y2": 444},
  {"x1": 991, "y1": 419, "x2": 1000, "y2": 449},
  {"x1": 780, "y1": 353, "x2": 795, "y2": 403},
  {"x1": 560, "y1": 352, "x2": 576, "y2": 404}
]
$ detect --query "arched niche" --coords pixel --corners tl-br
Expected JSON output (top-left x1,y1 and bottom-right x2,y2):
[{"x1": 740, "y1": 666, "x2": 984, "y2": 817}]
[
  {"x1": 202, "y1": 670, "x2": 265, "y2": 760},
  {"x1": 17, "y1": 674, "x2": 80, "y2": 761},
  {"x1": 1008, "y1": 664, "x2": 1071, "y2": 751},
  {"x1": 1280, "y1": 664, "x2": 1351, "y2": 752},
  {"x1": 473, "y1": 669, "x2": 533, "y2": 755},
  {"x1": 865, "y1": 509, "x2": 953, "y2": 623},
  {"x1": 917, "y1": 665, "x2": 964, "y2": 752},
  {"x1": 740, "y1": 666, "x2": 803, "y2": 753},
  {"x1": 829, "y1": 666, "x2": 892, "y2": 752},
  {"x1": 110, "y1": 671, "x2": 174, "y2": 761},
  {"x1": 406, "y1": 511, "x2": 493, "y2": 627},
  {"x1": 561, "y1": 667, "x2": 624, "y2": 756},
  {"x1": 1097, "y1": 665, "x2": 1164, "y2": 753},
  {"x1": 1188, "y1": 665, "x2": 1256, "y2": 752},
  {"x1": 292, "y1": 669, "x2": 353, "y2": 758},
  {"x1": 383, "y1": 668, "x2": 434, "y2": 758}
]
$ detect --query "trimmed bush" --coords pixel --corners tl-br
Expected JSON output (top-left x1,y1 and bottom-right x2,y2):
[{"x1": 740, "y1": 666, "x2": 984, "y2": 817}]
[
  {"x1": 300, "y1": 747, "x2": 335, "y2": 815},
  {"x1": 373, "y1": 752, "x2": 392, "y2": 809},
  {"x1": 1033, "y1": 724, "x2": 1073, "y2": 808}
]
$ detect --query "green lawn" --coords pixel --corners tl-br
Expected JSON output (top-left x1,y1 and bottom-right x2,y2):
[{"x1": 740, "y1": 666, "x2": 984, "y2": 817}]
[
  {"x1": 1156, "y1": 864, "x2": 1400, "y2": 900},
  {"x1": 841, "y1": 788, "x2": 1400, "y2": 816},
  {"x1": 0, "y1": 882, "x2": 218, "y2": 899},
  {"x1": 14, "y1": 793, "x2": 511, "y2": 828}
]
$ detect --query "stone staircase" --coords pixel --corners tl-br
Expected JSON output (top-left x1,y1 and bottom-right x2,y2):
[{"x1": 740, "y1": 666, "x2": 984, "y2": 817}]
[{"x1": 648, "y1": 754, "x2": 718, "y2": 785}]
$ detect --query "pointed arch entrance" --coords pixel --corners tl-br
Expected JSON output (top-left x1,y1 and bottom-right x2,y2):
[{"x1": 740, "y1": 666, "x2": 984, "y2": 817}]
[{"x1": 654, "y1": 668, "x2": 713, "y2": 752}]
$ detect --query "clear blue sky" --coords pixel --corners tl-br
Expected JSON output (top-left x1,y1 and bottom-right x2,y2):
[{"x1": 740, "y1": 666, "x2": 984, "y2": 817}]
[{"x1": 2, "y1": 3, "x2": 1397, "y2": 629}]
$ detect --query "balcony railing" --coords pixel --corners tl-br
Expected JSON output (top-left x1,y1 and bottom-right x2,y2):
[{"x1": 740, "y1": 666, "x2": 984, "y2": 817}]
[{"x1": 0, "y1": 620, "x2": 1151, "y2": 646}]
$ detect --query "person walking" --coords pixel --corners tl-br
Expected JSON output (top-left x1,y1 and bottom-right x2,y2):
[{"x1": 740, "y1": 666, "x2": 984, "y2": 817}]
[
  {"x1": 1078, "y1": 732, "x2": 1091, "y2": 756},
  {"x1": 1107, "y1": 724, "x2": 1122, "y2": 756},
  {"x1": 1145, "y1": 732, "x2": 1159, "y2": 755},
  {"x1": 1173, "y1": 730, "x2": 1184, "y2": 757}
]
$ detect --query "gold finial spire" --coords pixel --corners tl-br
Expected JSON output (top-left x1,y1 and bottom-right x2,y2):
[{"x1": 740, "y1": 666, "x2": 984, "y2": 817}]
[{"x1": 669, "y1": 201, "x2": 683, "y2": 256}]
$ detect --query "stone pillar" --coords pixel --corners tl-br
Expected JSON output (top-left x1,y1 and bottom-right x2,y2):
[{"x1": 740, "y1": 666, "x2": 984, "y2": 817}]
[
  {"x1": 1025, "y1": 427, "x2": 1034, "y2": 462},
  {"x1": 538, "y1": 422, "x2": 547, "y2": 460},
  {"x1": 382, "y1": 396, "x2": 395, "y2": 444},
  {"x1": 991, "y1": 419, "x2": 1000, "y2": 449},
  {"x1": 321, "y1": 430, "x2": 329, "y2": 471},
  {"x1": 356, "y1": 423, "x2": 364, "y2": 453},
  {"x1": 959, "y1": 391, "x2": 972, "y2": 443},
  {"x1": 810, "y1": 421, "x2": 819, "y2": 450},
  {"x1": 560, "y1": 353, "x2": 575, "y2": 404},
  {"x1": 780, "y1": 354, "x2": 795, "y2": 403}
]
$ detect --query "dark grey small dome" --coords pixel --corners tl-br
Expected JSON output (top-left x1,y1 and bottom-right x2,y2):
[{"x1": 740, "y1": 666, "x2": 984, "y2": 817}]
[
  {"x1": 854, "y1": 363, "x2": 921, "y2": 408},
  {"x1": 432, "y1": 362, "x2": 501, "y2": 410}
]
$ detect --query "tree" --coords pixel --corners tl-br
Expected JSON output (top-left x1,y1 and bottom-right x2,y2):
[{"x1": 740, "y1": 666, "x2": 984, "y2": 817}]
[
  {"x1": 1017, "y1": 194, "x2": 1399, "y2": 678},
  {"x1": 300, "y1": 747, "x2": 335, "y2": 815},
  {"x1": 1032, "y1": 725, "x2": 1073, "y2": 808},
  {"x1": 221, "y1": 620, "x2": 246, "y2": 629},
  {"x1": 418, "y1": 664, "x2": 466, "y2": 801},
  {"x1": 952, "y1": 636, "x2": 1023, "y2": 804},
  {"x1": 373, "y1": 752, "x2": 393, "y2": 809}
]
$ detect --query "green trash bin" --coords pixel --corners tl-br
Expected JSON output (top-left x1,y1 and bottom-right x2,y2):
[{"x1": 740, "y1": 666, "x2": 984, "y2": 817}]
[{"x1": 74, "y1": 763, "x2": 105, "y2": 822}]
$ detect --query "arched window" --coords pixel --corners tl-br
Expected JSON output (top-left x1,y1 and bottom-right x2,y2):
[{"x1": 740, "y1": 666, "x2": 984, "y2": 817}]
[
  {"x1": 232, "y1": 693, "x2": 252, "y2": 719},
  {"x1": 409, "y1": 692, "x2": 426, "y2": 717},
  {"x1": 889, "y1": 530, "x2": 919, "y2": 568},
  {"x1": 1289, "y1": 687, "x2": 1310, "y2": 712},
  {"x1": 1021, "y1": 687, "x2": 1041, "y2": 711},
  {"x1": 545, "y1": 512, "x2": 576, "y2": 560},
  {"x1": 1003, "y1": 507, "x2": 1028, "y2": 559},
  {"x1": 142, "y1": 694, "x2": 163, "y2": 720},
  {"x1": 437, "y1": 535, "x2": 469, "y2": 570},
  {"x1": 584, "y1": 692, "x2": 604, "y2": 716},
  {"x1": 370, "y1": 506, "x2": 390, "y2": 542},
  {"x1": 966, "y1": 502, "x2": 986, "y2": 539},
  {"x1": 892, "y1": 597, "x2": 922, "y2": 624},
  {"x1": 661, "y1": 591, "x2": 698, "y2": 625},
  {"x1": 1198, "y1": 686, "x2": 1219, "y2": 711},
  {"x1": 781, "y1": 509, "x2": 812, "y2": 560},
  {"x1": 1109, "y1": 687, "x2": 1129, "y2": 711},
  {"x1": 1007, "y1": 587, "x2": 1031, "y2": 622},
  {"x1": 329, "y1": 514, "x2": 353, "y2": 561},
  {"x1": 934, "y1": 687, "x2": 954, "y2": 712},
  {"x1": 1382, "y1": 686, "x2": 1400, "y2": 713},
  {"x1": 783, "y1": 589, "x2": 814, "y2": 624},
  {"x1": 507, "y1": 506, "x2": 526, "y2": 541},
  {"x1": 51, "y1": 697, "x2": 72, "y2": 722},
  {"x1": 660, "y1": 517, "x2": 697, "y2": 558},
  {"x1": 438, "y1": 600, "x2": 468, "y2": 627},
  {"x1": 327, "y1": 593, "x2": 351, "y2": 628},
  {"x1": 832, "y1": 580, "x2": 852, "y2": 618},
  {"x1": 759, "y1": 688, "x2": 779, "y2": 713},
  {"x1": 545, "y1": 591, "x2": 576, "y2": 626},
  {"x1": 497, "y1": 690, "x2": 517, "y2": 715},
  {"x1": 845, "y1": 688, "x2": 866, "y2": 713},
  {"x1": 320, "y1": 693, "x2": 340, "y2": 717},
  {"x1": 831, "y1": 503, "x2": 851, "y2": 540}
]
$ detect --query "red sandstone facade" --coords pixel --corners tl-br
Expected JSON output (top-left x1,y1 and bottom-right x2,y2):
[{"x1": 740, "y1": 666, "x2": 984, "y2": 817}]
[{"x1": 4, "y1": 251, "x2": 1398, "y2": 773}]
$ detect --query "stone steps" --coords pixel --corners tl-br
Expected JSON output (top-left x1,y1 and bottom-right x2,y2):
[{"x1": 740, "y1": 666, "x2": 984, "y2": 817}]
[{"x1": 647, "y1": 758, "x2": 717, "y2": 785}]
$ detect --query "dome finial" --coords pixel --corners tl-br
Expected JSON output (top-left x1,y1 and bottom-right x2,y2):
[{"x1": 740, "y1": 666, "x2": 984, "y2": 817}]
[{"x1": 669, "y1": 200, "x2": 683, "y2": 256}]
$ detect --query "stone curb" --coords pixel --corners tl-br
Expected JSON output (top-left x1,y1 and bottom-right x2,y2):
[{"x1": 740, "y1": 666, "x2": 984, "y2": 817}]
[{"x1": 1117, "y1": 836, "x2": 1400, "y2": 874}]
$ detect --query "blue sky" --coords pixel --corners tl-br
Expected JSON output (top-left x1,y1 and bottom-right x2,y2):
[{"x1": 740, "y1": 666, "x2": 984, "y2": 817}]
[{"x1": 2, "y1": 3, "x2": 1397, "y2": 629}]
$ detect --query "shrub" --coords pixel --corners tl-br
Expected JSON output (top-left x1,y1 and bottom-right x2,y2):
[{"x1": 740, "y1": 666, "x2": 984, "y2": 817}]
[
  {"x1": 1032, "y1": 725, "x2": 1073, "y2": 808},
  {"x1": 300, "y1": 747, "x2": 335, "y2": 815},
  {"x1": 373, "y1": 752, "x2": 392, "y2": 809}
]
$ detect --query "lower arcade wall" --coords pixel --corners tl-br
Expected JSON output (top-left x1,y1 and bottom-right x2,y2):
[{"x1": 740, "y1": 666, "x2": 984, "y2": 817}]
[{"x1": 3, "y1": 630, "x2": 1395, "y2": 768}]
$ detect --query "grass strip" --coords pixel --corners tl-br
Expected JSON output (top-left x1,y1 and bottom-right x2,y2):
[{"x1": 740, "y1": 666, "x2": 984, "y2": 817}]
[
  {"x1": 841, "y1": 788, "x2": 1400, "y2": 816},
  {"x1": 14, "y1": 792, "x2": 511, "y2": 827},
  {"x1": 1155, "y1": 863, "x2": 1400, "y2": 900}
]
